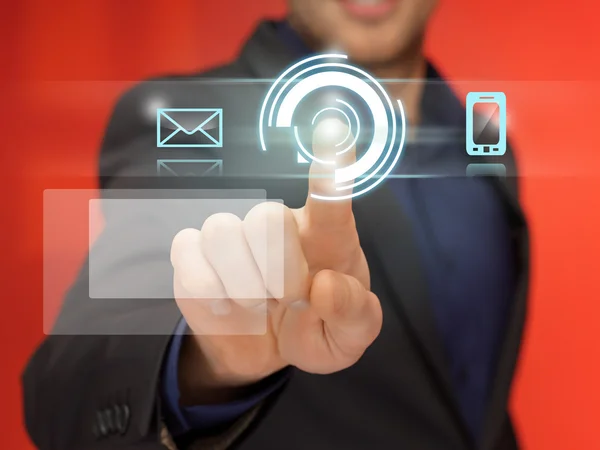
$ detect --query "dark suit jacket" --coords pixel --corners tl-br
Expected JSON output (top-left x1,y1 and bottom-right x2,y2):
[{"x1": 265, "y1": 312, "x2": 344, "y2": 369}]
[{"x1": 22, "y1": 21, "x2": 530, "y2": 450}]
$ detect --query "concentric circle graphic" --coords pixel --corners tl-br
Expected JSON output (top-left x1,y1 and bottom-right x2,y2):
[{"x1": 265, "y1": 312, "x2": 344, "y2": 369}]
[{"x1": 259, "y1": 54, "x2": 407, "y2": 201}]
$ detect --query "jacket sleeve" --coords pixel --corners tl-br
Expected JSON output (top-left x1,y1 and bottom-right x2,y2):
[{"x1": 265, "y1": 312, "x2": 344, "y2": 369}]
[
  {"x1": 20, "y1": 81, "x2": 261, "y2": 450},
  {"x1": 160, "y1": 403, "x2": 264, "y2": 450}
]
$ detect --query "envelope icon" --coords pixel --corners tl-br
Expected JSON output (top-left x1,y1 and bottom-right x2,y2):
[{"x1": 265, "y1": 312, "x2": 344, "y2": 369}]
[
  {"x1": 157, "y1": 159, "x2": 223, "y2": 177},
  {"x1": 157, "y1": 108, "x2": 223, "y2": 148}
]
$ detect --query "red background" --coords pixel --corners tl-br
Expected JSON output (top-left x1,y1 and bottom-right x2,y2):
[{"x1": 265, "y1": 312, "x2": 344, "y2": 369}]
[{"x1": 2, "y1": 0, "x2": 600, "y2": 448}]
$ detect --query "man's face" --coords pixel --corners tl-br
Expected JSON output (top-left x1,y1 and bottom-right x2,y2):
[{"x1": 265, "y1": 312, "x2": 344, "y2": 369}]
[{"x1": 288, "y1": 0, "x2": 439, "y2": 65}]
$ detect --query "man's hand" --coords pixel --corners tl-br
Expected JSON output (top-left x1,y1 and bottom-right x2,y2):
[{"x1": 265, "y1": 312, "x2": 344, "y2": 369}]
[{"x1": 170, "y1": 118, "x2": 382, "y2": 405}]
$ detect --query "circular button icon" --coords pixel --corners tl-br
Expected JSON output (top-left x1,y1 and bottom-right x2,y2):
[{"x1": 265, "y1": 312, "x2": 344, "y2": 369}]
[{"x1": 259, "y1": 53, "x2": 407, "y2": 201}]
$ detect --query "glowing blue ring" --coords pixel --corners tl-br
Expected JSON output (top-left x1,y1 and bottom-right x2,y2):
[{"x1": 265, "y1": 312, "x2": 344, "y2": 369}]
[
  {"x1": 334, "y1": 99, "x2": 360, "y2": 156},
  {"x1": 259, "y1": 54, "x2": 407, "y2": 201},
  {"x1": 259, "y1": 54, "x2": 348, "y2": 151},
  {"x1": 312, "y1": 99, "x2": 406, "y2": 201},
  {"x1": 269, "y1": 65, "x2": 396, "y2": 186}
]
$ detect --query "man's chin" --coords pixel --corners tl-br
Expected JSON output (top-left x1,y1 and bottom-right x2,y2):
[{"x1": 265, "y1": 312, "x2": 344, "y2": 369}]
[{"x1": 330, "y1": 26, "x2": 425, "y2": 69}]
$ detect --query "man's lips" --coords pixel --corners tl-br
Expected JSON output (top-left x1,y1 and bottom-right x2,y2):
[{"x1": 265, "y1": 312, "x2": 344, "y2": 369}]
[{"x1": 338, "y1": 0, "x2": 398, "y2": 20}]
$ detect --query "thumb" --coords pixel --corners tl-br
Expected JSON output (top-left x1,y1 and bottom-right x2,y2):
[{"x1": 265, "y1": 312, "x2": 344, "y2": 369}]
[{"x1": 309, "y1": 269, "x2": 382, "y2": 360}]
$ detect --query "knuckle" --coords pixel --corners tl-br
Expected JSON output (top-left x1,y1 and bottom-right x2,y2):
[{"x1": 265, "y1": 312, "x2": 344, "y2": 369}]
[
  {"x1": 244, "y1": 201, "x2": 292, "y2": 226},
  {"x1": 243, "y1": 203, "x2": 297, "y2": 253},
  {"x1": 201, "y1": 213, "x2": 242, "y2": 242},
  {"x1": 175, "y1": 267, "x2": 199, "y2": 297},
  {"x1": 171, "y1": 228, "x2": 201, "y2": 266},
  {"x1": 178, "y1": 272, "x2": 218, "y2": 299},
  {"x1": 176, "y1": 274, "x2": 197, "y2": 298}
]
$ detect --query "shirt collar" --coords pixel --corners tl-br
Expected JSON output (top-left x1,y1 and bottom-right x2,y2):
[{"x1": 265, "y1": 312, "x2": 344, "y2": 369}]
[{"x1": 275, "y1": 21, "x2": 312, "y2": 57}]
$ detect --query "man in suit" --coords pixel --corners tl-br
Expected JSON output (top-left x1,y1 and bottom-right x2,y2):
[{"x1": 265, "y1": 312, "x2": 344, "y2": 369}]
[{"x1": 22, "y1": 0, "x2": 529, "y2": 449}]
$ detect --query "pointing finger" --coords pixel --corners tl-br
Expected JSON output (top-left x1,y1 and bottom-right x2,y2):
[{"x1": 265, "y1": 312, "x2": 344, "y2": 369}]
[{"x1": 304, "y1": 118, "x2": 357, "y2": 230}]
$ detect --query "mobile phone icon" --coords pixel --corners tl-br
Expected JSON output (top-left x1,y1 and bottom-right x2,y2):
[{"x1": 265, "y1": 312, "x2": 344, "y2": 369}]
[{"x1": 466, "y1": 92, "x2": 506, "y2": 156}]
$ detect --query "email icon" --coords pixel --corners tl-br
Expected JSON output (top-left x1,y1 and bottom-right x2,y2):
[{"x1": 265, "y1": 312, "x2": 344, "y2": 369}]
[
  {"x1": 157, "y1": 159, "x2": 223, "y2": 177},
  {"x1": 157, "y1": 108, "x2": 223, "y2": 148}
]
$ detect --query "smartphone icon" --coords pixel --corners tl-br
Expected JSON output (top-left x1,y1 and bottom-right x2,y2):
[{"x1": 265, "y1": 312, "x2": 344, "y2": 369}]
[{"x1": 466, "y1": 92, "x2": 506, "y2": 156}]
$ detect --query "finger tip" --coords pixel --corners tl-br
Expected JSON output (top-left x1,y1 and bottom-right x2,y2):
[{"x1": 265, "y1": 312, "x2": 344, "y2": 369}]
[{"x1": 313, "y1": 118, "x2": 350, "y2": 148}]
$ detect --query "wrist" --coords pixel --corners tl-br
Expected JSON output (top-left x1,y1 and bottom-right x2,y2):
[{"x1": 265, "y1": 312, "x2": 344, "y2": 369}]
[{"x1": 178, "y1": 334, "x2": 259, "y2": 406}]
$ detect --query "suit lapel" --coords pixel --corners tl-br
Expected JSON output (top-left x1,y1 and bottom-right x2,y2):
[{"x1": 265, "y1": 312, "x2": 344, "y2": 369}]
[
  {"x1": 354, "y1": 185, "x2": 472, "y2": 438},
  {"x1": 356, "y1": 169, "x2": 530, "y2": 450},
  {"x1": 481, "y1": 172, "x2": 530, "y2": 450}
]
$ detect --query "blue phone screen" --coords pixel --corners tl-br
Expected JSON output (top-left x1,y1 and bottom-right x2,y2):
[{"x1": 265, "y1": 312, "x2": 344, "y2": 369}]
[{"x1": 473, "y1": 102, "x2": 500, "y2": 145}]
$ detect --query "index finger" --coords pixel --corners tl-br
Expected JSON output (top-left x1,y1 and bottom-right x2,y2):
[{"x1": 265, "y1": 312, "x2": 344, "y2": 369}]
[{"x1": 304, "y1": 118, "x2": 357, "y2": 229}]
